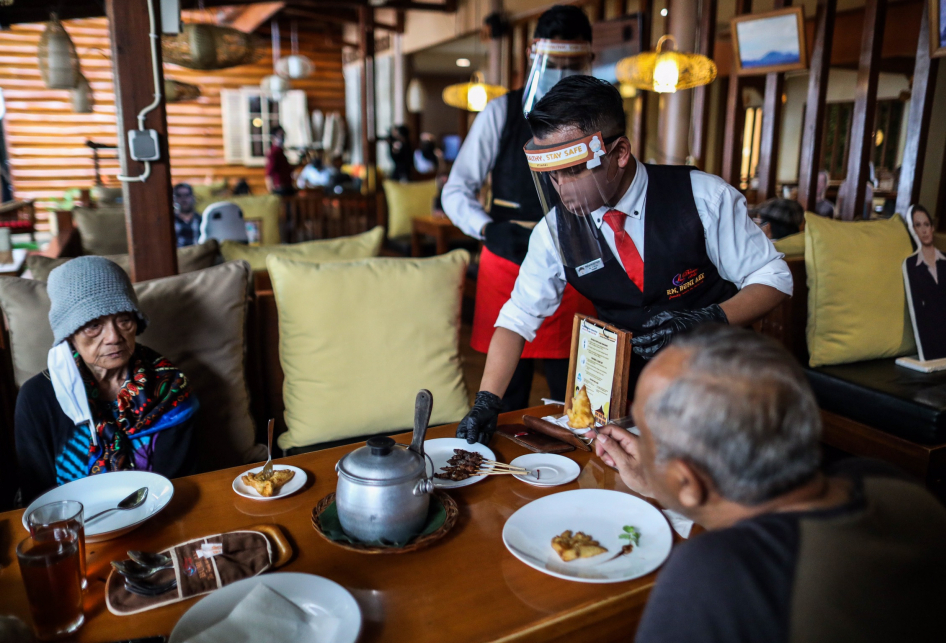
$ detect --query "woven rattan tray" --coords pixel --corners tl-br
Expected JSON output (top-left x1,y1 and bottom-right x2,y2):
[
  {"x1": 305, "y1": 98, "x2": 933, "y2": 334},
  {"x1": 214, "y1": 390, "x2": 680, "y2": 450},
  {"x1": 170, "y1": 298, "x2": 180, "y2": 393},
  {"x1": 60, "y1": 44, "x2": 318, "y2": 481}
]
[{"x1": 311, "y1": 490, "x2": 458, "y2": 554}]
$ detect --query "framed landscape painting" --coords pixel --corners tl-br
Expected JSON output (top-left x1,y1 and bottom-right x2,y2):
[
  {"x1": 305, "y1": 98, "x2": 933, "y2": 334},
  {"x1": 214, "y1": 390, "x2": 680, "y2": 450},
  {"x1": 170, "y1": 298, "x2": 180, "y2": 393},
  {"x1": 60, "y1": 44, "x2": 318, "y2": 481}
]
[
  {"x1": 732, "y1": 7, "x2": 808, "y2": 75},
  {"x1": 932, "y1": 0, "x2": 946, "y2": 58}
]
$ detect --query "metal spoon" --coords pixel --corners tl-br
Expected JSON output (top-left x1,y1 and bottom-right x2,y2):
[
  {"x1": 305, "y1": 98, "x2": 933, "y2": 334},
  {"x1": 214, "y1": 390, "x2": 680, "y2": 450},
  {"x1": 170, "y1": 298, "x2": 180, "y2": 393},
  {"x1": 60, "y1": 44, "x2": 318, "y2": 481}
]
[
  {"x1": 127, "y1": 550, "x2": 173, "y2": 569},
  {"x1": 111, "y1": 558, "x2": 169, "y2": 581},
  {"x1": 84, "y1": 487, "x2": 149, "y2": 524},
  {"x1": 123, "y1": 576, "x2": 177, "y2": 597}
]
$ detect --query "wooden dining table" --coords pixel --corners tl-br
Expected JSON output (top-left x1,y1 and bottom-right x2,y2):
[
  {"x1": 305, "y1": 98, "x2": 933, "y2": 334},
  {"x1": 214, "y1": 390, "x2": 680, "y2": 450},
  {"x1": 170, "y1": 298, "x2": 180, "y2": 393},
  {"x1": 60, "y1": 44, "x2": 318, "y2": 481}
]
[{"x1": 0, "y1": 405, "x2": 685, "y2": 643}]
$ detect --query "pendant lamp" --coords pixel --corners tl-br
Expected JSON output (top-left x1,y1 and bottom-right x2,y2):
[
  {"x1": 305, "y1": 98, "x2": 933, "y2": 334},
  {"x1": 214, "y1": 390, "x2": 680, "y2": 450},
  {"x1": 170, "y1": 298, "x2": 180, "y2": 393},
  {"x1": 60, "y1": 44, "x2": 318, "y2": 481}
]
[
  {"x1": 276, "y1": 21, "x2": 314, "y2": 79},
  {"x1": 616, "y1": 35, "x2": 716, "y2": 94},
  {"x1": 162, "y1": 23, "x2": 260, "y2": 70},
  {"x1": 71, "y1": 73, "x2": 93, "y2": 113},
  {"x1": 165, "y1": 79, "x2": 201, "y2": 102},
  {"x1": 406, "y1": 78, "x2": 425, "y2": 113},
  {"x1": 443, "y1": 71, "x2": 507, "y2": 113},
  {"x1": 38, "y1": 15, "x2": 80, "y2": 89},
  {"x1": 261, "y1": 20, "x2": 290, "y2": 101}
]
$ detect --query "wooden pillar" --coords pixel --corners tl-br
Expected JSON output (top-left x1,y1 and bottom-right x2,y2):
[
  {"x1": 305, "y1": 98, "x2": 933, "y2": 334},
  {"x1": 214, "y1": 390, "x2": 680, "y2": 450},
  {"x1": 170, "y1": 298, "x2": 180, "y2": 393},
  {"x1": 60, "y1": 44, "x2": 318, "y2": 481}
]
[
  {"x1": 838, "y1": 0, "x2": 886, "y2": 220},
  {"x1": 755, "y1": 0, "x2": 790, "y2": 201},
  {"x1": 797, "y1": 0, "x2": 837, "y2": 211},
  {"x1": 895, "y1": 2, "x2": 938, "y2": 216},
  {"x1": 359, "y1": 5, "x2": 377, "y2": 193},
  {"x1": 721, "y1": 0, "x2": 752, "y2": 187},
  {"x1": 106, "y1": 0, "x2": 177, "y2": 281},
  {"x1": 690, "y1": 0, "x2": 717, "y2": 169},
  {"x1": 631, "y1": 0, "x2": 651, "y2": 160},
  {"x1": 938, "y1": 148, "x2": 946, "y2": 232}
]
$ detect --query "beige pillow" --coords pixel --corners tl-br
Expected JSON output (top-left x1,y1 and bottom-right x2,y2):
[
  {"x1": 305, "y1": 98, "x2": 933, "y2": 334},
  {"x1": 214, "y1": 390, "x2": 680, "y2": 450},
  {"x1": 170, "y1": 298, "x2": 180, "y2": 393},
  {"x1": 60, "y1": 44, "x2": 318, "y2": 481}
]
[
  {"x1": 268, "y1": 251, "x2": 471, "y2": 450},
  {"x1": 382, "y1": 180, "x2": 438, "y2": 238},
  {"x1": 805, "y1": 214, "x2": 916, "y2": 367},
  {"x1": 25, "y1": 240, "x2": 220, "y2": 281},
  {"x1": 73, "y1": 206, "x2": 128, "y2": 255},
  {"x1": 0, "y1": 262, "x2": 265, "y2": 471},
  {"x1": 220, "y1": 227, "x2": 384, "y2": 272}
]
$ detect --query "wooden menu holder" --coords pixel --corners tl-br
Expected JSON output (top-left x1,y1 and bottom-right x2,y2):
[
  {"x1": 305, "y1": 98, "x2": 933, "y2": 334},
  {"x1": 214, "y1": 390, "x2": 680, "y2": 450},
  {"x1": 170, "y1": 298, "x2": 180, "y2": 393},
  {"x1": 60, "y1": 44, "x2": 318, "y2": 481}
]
[{"x1": 564, "y1": 314, "x2": 633, "y2": 422}]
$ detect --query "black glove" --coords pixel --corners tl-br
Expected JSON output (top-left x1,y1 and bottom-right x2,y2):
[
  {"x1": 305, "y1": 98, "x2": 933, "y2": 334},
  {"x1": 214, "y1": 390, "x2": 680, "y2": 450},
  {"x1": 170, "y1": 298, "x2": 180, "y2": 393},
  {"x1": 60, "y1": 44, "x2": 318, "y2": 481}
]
[
  {"x1": 456, "y1": 390, "x2": 504, "y2": 445},
  {"x1": 483, "y1": 222, "x2": 533, "y2": 265},
  {"x1": 631, "y1": 304, "x2": 728, "y2": 359}
]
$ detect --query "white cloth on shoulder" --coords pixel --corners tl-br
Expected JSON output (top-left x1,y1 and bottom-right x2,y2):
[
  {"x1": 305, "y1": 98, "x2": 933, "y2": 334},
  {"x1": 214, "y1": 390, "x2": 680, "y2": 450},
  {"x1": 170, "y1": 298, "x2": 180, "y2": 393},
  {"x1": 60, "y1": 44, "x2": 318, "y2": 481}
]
[{"x1": 47, "y1": 341, "x2": 95, "y2": 445}]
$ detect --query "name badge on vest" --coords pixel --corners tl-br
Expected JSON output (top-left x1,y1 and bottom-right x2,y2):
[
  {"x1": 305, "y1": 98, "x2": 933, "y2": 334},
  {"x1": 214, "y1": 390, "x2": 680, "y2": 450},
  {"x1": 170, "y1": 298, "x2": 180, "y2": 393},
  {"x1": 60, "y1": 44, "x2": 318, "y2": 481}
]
[{"x1": 576, "y1": 258, "x2": 604, "y2": 277}]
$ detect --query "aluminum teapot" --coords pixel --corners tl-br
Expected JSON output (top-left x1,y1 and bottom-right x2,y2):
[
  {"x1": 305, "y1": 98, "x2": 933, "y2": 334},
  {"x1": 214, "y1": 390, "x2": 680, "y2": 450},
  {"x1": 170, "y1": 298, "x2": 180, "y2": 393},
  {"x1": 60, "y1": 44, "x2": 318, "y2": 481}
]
[{"x1": 335, "y1": 390, "x2": 435, "y2": 543}]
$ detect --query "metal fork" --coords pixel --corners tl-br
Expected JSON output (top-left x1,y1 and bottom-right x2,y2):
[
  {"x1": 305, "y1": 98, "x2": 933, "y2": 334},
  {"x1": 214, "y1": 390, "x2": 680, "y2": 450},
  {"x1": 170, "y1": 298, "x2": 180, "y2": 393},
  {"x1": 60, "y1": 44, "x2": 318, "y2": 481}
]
[{"x1": 260, "y1": 418, "x2": 275, "y2": 480}]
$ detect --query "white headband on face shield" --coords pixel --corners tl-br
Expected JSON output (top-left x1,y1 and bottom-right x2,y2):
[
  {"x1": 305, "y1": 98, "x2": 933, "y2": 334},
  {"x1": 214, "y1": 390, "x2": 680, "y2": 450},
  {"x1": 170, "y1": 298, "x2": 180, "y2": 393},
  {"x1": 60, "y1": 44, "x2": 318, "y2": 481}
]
[
  {"x1": 524, "y1": 131, "x2": 608, "y2": 173},
  {"x1": 531, "y1": 39, "x2": 594, "y2": 57}
]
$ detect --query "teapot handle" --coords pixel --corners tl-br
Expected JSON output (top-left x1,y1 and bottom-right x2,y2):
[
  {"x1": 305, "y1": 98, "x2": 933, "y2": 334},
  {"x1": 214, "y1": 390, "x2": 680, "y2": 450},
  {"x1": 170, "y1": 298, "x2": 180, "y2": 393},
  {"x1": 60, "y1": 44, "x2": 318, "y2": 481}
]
[{"x1": 409, "y1": 389, "x2": 433, "y2": 458}]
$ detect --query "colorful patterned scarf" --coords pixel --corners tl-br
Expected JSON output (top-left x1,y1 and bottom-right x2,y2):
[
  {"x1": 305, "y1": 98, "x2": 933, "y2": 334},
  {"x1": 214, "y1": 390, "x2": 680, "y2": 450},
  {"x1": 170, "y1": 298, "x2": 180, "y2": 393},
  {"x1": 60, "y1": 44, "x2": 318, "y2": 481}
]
[{"x1": 55, "y1": 344, "x2": 197, "y2": 484}]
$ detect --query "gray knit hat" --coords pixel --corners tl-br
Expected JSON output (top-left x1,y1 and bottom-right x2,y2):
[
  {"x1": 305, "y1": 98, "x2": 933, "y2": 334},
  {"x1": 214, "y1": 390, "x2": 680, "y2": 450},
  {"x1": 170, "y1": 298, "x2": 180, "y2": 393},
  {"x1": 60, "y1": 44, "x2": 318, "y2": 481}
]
[{"x1": 47, "y1": 256, "x2": 148, "y2": 346}]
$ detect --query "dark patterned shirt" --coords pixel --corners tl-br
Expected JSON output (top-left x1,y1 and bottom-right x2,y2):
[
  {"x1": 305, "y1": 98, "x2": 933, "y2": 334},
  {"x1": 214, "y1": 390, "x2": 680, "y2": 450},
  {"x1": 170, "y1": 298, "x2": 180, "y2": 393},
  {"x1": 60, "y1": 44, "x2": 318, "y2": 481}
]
[{"x1": 174, "y1": 212, "x2": 201, "y2": 247}]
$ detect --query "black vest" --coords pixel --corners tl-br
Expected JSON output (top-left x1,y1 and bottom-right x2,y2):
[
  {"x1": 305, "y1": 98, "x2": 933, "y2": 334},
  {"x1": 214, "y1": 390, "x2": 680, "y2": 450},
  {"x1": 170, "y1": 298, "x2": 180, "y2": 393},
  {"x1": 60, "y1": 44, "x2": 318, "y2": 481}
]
[
  {"x1": 490, "y1": 88, "x2": 544, "y2": 224},
  {"x1": 562, "y1": 164, "x2": 738, "y2": 336}
]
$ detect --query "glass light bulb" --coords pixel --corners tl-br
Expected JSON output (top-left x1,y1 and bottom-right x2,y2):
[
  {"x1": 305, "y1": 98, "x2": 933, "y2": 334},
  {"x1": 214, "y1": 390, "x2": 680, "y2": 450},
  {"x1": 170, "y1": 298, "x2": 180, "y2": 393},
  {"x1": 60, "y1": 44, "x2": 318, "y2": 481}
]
[
  {"x1": 653, "y1": 56, "x2": 679, "y2": 93},
  {"x1": 468, "y1": 84, "x2": 488, "y2": 112}
]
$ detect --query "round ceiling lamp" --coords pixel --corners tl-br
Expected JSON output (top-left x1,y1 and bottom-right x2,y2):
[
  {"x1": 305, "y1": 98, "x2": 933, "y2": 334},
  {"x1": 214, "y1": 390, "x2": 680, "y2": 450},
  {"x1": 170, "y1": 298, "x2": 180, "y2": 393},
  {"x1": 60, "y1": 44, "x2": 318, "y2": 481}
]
[
  {"x1": 443, "y1": 71, "x2": 507, "y2": 113},
  {"x1": 276, "y1": 21, "x2": 314, "y2": 79},
  {"x1": 71, "y1": 73, "x2": 93, "y2": 113},
  {"x1": 165, "y1": 79, "x2": 201, "y2": 102},
  {"x1": 616, "y1": 35, "x2": 716, "y2": 94},
  {"x1": 162, "y1": 23, "x2": 260, "y2": 70},
  {"x1": 38, "y1": 14, "x2": 80, "y2": 89}
]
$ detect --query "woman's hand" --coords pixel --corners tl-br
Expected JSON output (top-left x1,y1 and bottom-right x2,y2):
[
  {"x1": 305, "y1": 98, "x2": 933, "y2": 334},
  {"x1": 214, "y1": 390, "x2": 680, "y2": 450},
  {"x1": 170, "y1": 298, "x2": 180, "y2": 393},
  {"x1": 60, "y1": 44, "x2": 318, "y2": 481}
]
[{"x1": 595, "y1": 425, "x2": 653, "y2": 498}]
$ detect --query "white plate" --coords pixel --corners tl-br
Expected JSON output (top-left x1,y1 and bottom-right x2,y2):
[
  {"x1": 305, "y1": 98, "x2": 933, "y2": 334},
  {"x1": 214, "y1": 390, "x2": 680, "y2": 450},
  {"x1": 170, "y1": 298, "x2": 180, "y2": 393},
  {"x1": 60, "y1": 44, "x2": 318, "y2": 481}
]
[
  {"x1": 169, "y1": 573, "x2": 362, "y2": 643},
  {"x1": 502, "y1": 489, "x2": 673, "y2": 583},
  {"x1": 510, "y1": 454, "x2": 581, "y2": 486},
  {"x1": 21, "y1": 471, "x2": 174, "y2": 543},
  {"x1": 423, "y1": 438, "x2": 496, "y2": 488},
  {"x1": 232, "y1": 465, "x2": 307, "y2": 500}
]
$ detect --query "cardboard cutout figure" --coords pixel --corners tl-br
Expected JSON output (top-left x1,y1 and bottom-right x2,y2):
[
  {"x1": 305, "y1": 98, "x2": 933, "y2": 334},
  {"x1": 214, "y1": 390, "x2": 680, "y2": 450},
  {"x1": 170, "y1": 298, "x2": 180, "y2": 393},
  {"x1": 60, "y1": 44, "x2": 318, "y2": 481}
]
[{"x1": 901, "y1": 205, "x2": 946, "y2": 363}]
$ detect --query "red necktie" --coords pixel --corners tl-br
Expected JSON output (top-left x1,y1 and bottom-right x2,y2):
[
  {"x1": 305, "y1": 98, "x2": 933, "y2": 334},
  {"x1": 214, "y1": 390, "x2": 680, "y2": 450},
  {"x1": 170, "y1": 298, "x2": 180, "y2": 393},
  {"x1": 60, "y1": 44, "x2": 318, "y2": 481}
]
[{"x1": 603, "y1": 210, "x2": 644, "y2": 292}]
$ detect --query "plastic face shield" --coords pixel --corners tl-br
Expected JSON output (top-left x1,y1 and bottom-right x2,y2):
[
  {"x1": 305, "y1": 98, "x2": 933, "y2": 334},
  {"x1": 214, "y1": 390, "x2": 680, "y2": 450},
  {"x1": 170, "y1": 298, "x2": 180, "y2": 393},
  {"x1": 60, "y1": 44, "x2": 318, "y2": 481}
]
[
  {"x1": 524, "y1": 131, "x2": 625, "y2": 268},
  {"x1": 522, "y1": 39, "x2": 593, "y2": 116}
]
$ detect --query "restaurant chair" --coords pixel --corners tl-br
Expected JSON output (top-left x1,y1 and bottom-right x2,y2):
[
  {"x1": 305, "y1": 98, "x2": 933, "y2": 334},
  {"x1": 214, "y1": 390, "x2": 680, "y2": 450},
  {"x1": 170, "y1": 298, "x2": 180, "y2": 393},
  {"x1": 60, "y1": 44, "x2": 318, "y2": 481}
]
[{"x1": 0, "y1": 200, "x2": 37, "y2": 243}]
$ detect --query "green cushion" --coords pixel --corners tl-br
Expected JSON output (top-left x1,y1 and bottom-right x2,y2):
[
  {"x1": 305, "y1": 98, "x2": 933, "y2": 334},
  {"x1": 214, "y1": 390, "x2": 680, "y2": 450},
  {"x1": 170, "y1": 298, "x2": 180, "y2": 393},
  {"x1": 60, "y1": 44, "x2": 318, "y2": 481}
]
[
  {"x1": 805, "y1": 214, "x2": 916, "y2": 367},
  {"x1": 73, "y1": 206, "x2": 128, "y2": 255},
  {"x1": 382, "y1": 180, "x2": 438, "y2": 239},
  {"x1": 220, "y1": 227, "x2": 383, "y2": 272},
  {"x1": 25, "y1": 240, "x2": 220, "y2": 281},
  {"x1": 268, "y1": 250, "x2": 471, "y2": 450},
  {"x1": 773, "y1": 231, "x2": 805, "y2": 257}
]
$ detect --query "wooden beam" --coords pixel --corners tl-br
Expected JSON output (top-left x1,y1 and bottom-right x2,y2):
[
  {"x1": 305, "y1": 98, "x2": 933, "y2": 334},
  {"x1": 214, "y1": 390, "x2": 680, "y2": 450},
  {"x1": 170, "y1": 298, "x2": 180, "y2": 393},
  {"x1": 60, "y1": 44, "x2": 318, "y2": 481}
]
[
  {"x1": 838, "y1": 0, "x2": 886, "y2": 221},
  {"x1": 895, "y1": 2, "x2": 938, "y2": 216},
  {"x1": 225, "y1": 2, "x2": 285, "y2": 33},
  {"x1": 797, "y1": 0, "x2": 838, "y2": 211},
  {"x1": 690, "y1": 0, "x2": 717, "y2": 169},
  {"x1": 359, "y1": 4, "x2": 377, "y2": 193},
  {"x1": 106, "y1": 0, "x2": 177, "y2": 281},
  {"x1": 938, "y1": 146, "x2": 946, "y2": 232},
  {"x1": 721, "y1": 0, "x2": 752, "y2": 187},
  {"x1": 631, "y1": 0, "x2": 651, "y2": 161},
  {"x1": 756, "y1": 0, "x2": 790, "y2": 201}
]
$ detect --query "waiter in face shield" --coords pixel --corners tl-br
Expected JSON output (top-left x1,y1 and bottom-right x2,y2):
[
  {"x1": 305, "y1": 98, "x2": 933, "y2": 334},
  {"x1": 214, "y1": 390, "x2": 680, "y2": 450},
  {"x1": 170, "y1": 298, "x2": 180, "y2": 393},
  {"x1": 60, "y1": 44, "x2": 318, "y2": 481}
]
[
  {"x1": 442, "y1": 5, "x2": 597, "y2": 416},
  {"x1": 456, "y1": 76, "x2": 793, "y2": 444}
]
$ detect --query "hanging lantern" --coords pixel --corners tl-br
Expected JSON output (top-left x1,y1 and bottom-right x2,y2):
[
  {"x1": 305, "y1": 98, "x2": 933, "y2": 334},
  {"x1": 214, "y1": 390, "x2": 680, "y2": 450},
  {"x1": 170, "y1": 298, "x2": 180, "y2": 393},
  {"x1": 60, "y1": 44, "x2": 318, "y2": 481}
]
[
  {"x1": 165, "y1": 79, "x2": 201, "y2": 102},
  {"x1": 162, "y1": 24, "x2": 261, "y2": 70},
  {"x1": 406, "y1": 78, "x2": 425, "y2": 113},
  {"x1": 616, "y1": 35, "x2": 717, "y2": 94},
  {"x1": 38, "y1": 15, "x2": 80, "y2": 89},
  {"x1": 71, "y1": 73, "x2": 93, "y2": 113},
  {"x1": 260, "y1": 74, "x2": 290, "y2": 101},
  {"x1": 276, "y1": 55, "x2": 314, "y2": 79},
  {"x1": 442, "y1": 71, "x2": 507, "y2": 113}
]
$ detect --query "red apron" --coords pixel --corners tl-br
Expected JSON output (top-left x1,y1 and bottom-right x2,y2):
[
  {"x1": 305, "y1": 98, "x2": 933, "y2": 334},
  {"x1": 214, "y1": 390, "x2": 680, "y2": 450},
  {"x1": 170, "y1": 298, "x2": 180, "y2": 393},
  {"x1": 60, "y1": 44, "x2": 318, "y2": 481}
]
[{"x1": 471, "y1": 248, "x2": 596, "y2": 358}]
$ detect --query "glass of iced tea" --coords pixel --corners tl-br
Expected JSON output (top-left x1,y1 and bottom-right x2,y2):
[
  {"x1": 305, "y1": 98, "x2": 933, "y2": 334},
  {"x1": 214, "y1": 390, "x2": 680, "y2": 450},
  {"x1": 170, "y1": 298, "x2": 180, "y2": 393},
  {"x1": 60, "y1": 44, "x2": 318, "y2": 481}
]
[
  {"x1": 16, "y1": 531, "x2": 85, "y2": 640},
  {"x1": 27, "y1": 500, "x2": 86, "y2": 589}
]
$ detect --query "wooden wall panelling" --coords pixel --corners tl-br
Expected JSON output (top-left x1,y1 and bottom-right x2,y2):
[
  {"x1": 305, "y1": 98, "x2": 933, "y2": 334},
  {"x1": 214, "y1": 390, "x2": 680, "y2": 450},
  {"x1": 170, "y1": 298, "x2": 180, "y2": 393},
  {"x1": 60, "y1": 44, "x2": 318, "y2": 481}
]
[
  {"x1": 689, "y1": 0, "x2": 717, "y2": 169},
  {"x1": 895, "y1": 1, "x2": 938, "y2": 216},
  {"x1": 721, "y1": 0, "x2": 752, "y2": 187},
  {"x1": 837, "y1": 0, "x2": 886, "y2": 221},
  {"x1": 0, "y1": 18, "x2": 345, "y2": 230},
  {"x1": 797, "y1": 0, "x2": 838, "y2": 211},
  {"x1": 631, "y1": 0, "x2": 651, "y2": 160},
  {"x1": 106, "y1": 0, "x2": 177, "y2": 281},
  {"x1": 756, "y1": 0, "x2": 791, "y2": 202}
]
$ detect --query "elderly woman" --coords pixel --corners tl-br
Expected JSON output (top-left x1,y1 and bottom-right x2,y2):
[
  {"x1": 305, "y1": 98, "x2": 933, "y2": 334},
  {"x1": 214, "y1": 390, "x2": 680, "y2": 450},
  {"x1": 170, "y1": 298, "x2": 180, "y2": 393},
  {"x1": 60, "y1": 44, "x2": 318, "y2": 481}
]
[{"x1": 15, "y1": 257, "x2": 198, "y2": 503}]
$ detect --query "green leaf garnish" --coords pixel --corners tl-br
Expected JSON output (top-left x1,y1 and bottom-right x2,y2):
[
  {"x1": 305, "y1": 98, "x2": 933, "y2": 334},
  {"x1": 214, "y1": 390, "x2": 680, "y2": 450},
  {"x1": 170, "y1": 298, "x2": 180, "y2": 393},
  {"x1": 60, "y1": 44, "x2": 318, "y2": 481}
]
[{"x1": 621, "y1": 525, "x2": 641, "y2": 546}]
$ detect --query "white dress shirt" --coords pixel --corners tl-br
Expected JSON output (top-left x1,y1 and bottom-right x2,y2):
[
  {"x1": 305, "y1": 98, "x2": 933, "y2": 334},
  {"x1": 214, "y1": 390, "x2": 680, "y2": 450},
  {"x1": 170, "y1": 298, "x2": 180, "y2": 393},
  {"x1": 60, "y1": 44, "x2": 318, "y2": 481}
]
[
  {"x1": 496, "y1": 161, "x2": 794, "y2": 341},
  {"x1": 441, "y1": 94, "x2": 510, "y2": 239}
]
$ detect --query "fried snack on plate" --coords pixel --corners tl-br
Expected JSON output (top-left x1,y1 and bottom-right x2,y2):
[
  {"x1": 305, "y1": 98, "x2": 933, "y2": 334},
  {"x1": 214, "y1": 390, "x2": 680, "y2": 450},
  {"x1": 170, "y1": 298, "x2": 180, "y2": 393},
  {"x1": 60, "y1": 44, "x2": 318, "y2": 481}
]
[
  {"x1": 551, "y1": 530, "x2": 608, "y2": 562},
  {"x1": 242, "y1": 468, "x2": 295, "y2": 497},
  {"x1": 566, "y1": 385, "x2": 595, "y2": 429}
]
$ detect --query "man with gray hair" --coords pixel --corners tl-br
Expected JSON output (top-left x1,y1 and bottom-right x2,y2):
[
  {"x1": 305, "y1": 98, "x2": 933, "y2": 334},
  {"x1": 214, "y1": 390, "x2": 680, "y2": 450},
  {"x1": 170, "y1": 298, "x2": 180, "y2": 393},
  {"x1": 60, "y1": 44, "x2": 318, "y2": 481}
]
[{"x1": 596, "y1": 325, "x2": 946, "y2": 642}]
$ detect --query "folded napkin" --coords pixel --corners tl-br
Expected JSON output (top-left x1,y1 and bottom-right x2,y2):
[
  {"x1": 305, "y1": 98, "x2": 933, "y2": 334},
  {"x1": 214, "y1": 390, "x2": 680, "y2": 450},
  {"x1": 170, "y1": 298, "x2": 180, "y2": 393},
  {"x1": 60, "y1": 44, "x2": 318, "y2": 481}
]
[{"x1": 184, "y1": 584, "x2": 339, "y2": 643}]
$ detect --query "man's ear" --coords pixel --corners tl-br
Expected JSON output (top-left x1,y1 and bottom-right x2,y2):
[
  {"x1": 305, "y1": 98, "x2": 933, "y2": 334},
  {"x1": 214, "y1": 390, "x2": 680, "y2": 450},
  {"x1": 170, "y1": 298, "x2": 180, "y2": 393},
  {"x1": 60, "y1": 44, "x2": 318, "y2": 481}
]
[
  {"x1": 666, "y1": 459, "x2": 708, "y2": 509},
  {"x1": 613, "y1": 136, "x2": 633, "y2": 169}
]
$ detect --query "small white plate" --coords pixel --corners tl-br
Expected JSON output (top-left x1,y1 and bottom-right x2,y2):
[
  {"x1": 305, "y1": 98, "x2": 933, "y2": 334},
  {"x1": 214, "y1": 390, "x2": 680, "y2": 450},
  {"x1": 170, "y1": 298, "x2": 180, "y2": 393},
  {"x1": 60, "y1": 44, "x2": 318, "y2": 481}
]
[
  {"x1": 423, "y1": 438, "x2": 496, "y2": 489},
  {"x1": 232, "y1": 465, "x2": 306, "y2": 500},
  {"x1": 503, "y1": 489, "x2": 673, "y2": 583},
  {"x1": 169, "y1": 572, "x2": 361, "y2": 643},
  {"x1": 21, "y1": 471, "x2": 174, "y2": 543},
  {"x1": 510, "y1": 454, "x2": 581, "y2": 486}
]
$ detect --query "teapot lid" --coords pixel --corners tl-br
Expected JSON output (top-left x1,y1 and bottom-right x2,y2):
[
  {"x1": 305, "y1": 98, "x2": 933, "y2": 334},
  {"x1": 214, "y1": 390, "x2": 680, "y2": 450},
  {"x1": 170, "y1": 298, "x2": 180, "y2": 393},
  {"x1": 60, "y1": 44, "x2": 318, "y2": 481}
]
[{"x1": 338, "y1": 437, "x2": 425, "y2": 484}]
